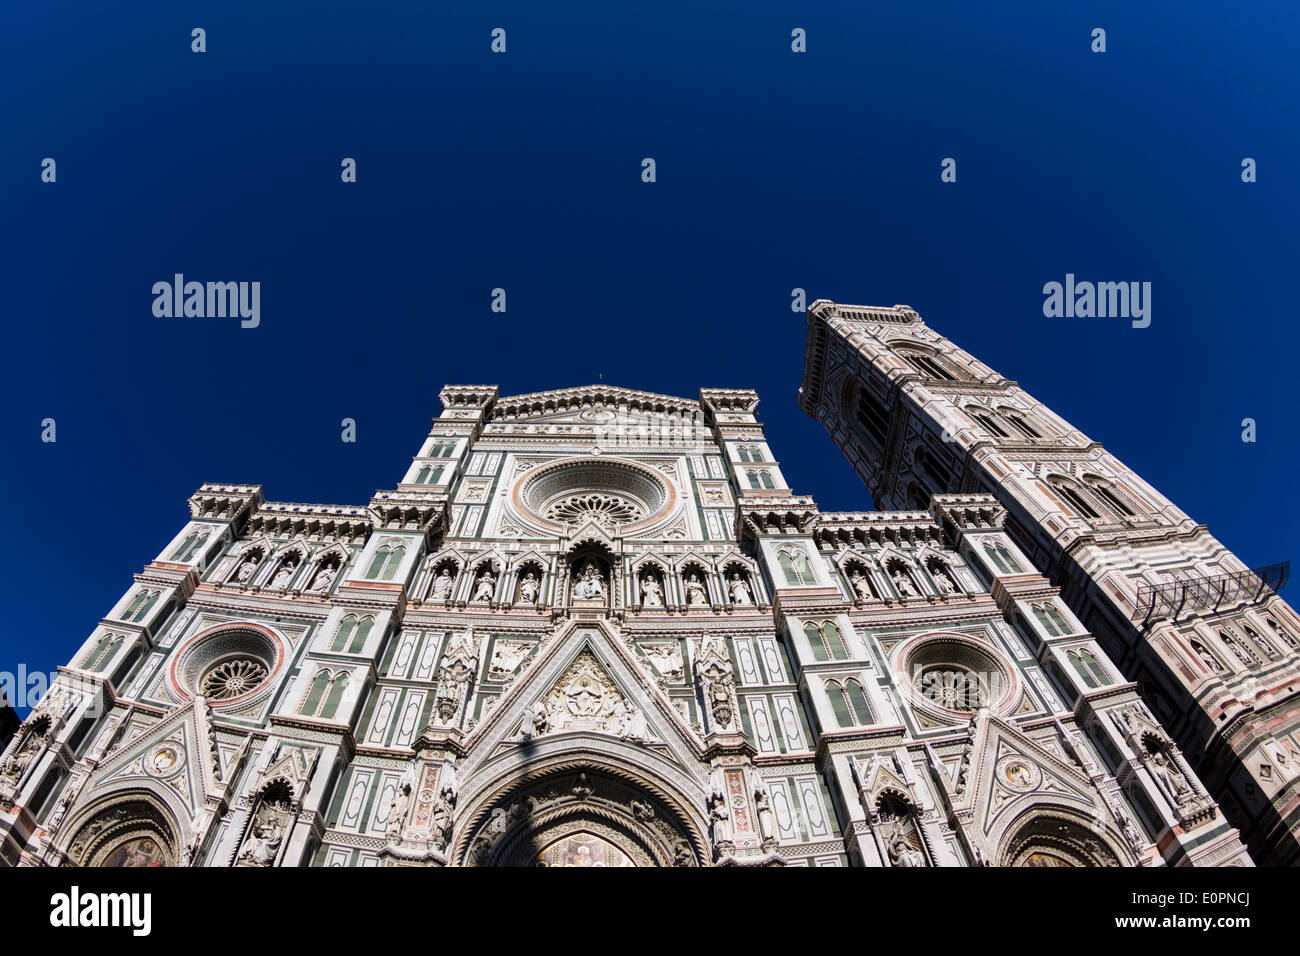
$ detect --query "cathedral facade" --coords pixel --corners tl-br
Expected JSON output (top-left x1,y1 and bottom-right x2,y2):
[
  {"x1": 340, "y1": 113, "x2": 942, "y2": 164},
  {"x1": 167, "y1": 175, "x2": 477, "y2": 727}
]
[{"x1": 0, "y1": 370, "x2": 1256, "y2": 866}]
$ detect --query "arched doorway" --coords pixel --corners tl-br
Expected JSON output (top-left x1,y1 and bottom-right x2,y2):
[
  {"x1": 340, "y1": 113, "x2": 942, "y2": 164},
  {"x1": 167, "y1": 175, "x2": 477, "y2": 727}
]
[
  {"x1": 999, "y1": 812, "x2": 1122, "y2": 867},
  {"x1": 457, "y1": 765, "x2": 704, "y2": 867},
  {"x1": 64, "y1": 796, "x2": 179, "y2": 868}
]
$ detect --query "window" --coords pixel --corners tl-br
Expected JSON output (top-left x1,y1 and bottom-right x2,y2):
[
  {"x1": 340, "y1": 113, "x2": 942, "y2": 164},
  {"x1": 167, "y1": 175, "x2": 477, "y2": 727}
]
[
  {"x1": 738, "y1": 445, "x2": 765, "y2": 462},
  {"x1": 300, "y1": 671, "x2": 330, "y2": 715},
  {"x1": 123, "y1": 591, "x2": 150, "y2": 620},
  {"x1": 779, "y1": 550, "x2": 816, "y2": 586},
  {"x1": 854, "y1": 388, "x2": 890, "y2": 447},
  {"x1": 169, "y1": 532, "x2": 208, "y2": 562},
  {"x1": 366, "y1": 543, "x2": 406, "y2": 580},
  {"x1": 1067, "y1": 650, "x2": 1097, "y2": 688},
  {"x1": 746, "y1": 469, "x2": 775, "y2": 489},
  {"x1": 300, "y1": 671, "x2": 350, "y2": 719},
  {"x1": 1033, "y1": 606, "x2": 1059, "y2": 636},
  {"x1": 983, "y1": 542, "x2": 1022, "y2": 574},
  {"x1": 826, "y1": 679, "x2": 871, "y2": 727},
  {"x1": 915, "y1": 449, "x2": 951, "y2": 492},
  {"x1": 1051, "y1": 481, "x2": 1101, "y2": 520},
  {"x1": 416, "y1": 465, "x2": 431, "y2": 483},
  {"x1": 804, "y1": 621, "x2": 847, "y2": 661},
  {"x1": 1003, "y1": 414, "x2": 1041, "y2": 440},
  {"x1": 1034, "y1": 603, "x2": 1069, "y2": 635},
  {"x1": 971, "y1": 411, "x2": 1009, "y2": 438},
  {"x1": 331, "y1": 615, "x2": 374, "y2": 654},
  {"x1": 900, "y1": 351, "x2": 956, "y2": 381},
  {"x1": 1089, "y1": 482, "x2": 1135, "y2": 518},
  {"x1": 82, "y1": 635, "x2": 122, "y2": 671}
]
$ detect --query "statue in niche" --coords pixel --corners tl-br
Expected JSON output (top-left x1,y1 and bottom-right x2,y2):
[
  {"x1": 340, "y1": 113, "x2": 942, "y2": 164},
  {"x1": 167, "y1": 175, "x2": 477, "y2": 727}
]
[
  {"x1": 887, "y1": 832, "x2": 926, "y2": 868},
  {"x1": 1244, "y1": 626, "x2": 1273, "y2": 657},
  {"x1": 685, "y1": 573, "x2": 709, "y2": 606},
  {"x1": 753, "y1": 775, "x2": 776, "y2": 849},
  {"x1": 522, "y1": 700, "x2": 550, "y2": 739},
  {"x1": 1149, "y1": 748, "x2": 1192, "y2": 805},
  {"x1": 472, "y1": 569, "x2": 496, "y2": 602},
  {"x1": 1191, "y1": 640, "x2": 1222, "y2": 672},
  {"x1": 620, "y1": 703, "x2": 649, "y2": 742},
  {"x1": 640, "y1": 574, "x2": 664, "y2": 608},
  {"x1": 891, "y1": 567, "x2": 917, "y2": 598},
  {"x1": 518, "y1": 572, "x2": 540, "y2": 605},
  {"x1": 932, "y1": 564, "x2": 958, "y2": 595},
  {"x1": 849, "y1": 569, "x2": 874, "y2": 601},
  {"x1": 234, "y1": 556, "x2": 258, "y2": 584},
  {"x1": 308, "y1": 563, "x2": 336, "y2": 593},
  {"x1": 269, "y1": 558, "x2": 296, "y2": 589},
  {"x1": 1221, "y1": 633, "x2": 1252, "y2": 667},
  {"x1": 430, "y1": 771, "x2": 458, "y2": 851},
  {"x1": 707, "y1": 773, "x2": 732, "y2": 858},
  {"x1": 432, "y1": 567, "x2": 455, "y2": 601},
  {"x1": 572, "y1": 562, "x2": 605, "y2": 601},
  {"x1": 728, "y1": 573, "x2": 753, "y2": 606},
  {"x1": 386, "y1": 775, "x2": 411, "y2": 840},
  {"x1": 238, "y1": 814, "x2": 284, "y2": 867}
]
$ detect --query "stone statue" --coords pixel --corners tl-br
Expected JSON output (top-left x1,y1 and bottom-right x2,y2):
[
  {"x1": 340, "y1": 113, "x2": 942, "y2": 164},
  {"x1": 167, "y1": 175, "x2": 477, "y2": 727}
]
[
  {"x1": 572, "y1": 562, "x2": 605, "y2": 601},
  {"x1": 849, "y1": 569, "x2": 874, "y2": 601},
  {"x1": 640, "y1": 575, "x2": 664, "y2": 608},
  {"x1": 1193, "y1": 642, "x2": 1222, "y2": 672},
  {"x1": 753, "y1": 775, "x2": 776, "y2": 848},
  {"x1": 685, "y1": 573, "x2": 709, "y2": 606},
  {"x1": 707, "y1": 780, "x2": 732, "y2": 858},
  {"x1": 472, "y1": 570, "x2": 496, "y2": 603},
  {"x1": 887, "y1": 833, "x2": 925, "y2": 868},
  {"x1": 386, "y1": 780, "x2": 410, "y2": 840},
  {"x1": 518, "y1": 572, "x2": 540, "y2": 605},
  {"x1": 431, "y1": 775, "x2": 458, "y2": 851},
  {"x1": 432, "y1": 567, "x2": 455, "y2": 601},
  {"x1": 234, "y1": 557, "x2": 257, "y2": 583},
  {"x1": 308, "y1": 563, "x2": 336, "y2": 593},
  {"x1": 269, "y1": 560, "x2": 295, "y2": 588},
  {"x1": 1150, "y1": 749, "x2": 1192, "y2": 804},
  {"x1": 523, "y1": 699, "x2": 550, "y2": 738},
  {"x1": 620, "y1": 704, "x2": 649, "y2": 742},
  {"x1": 933, "y1": 566, "x2": 957, "y2": 595},
  {"x1": 238, "y1": 817, "x2": 283, "y2": 866},
  {"x1": 728, "y1": 573, "x2": 753, "y2": 606},
  {"x1": 892, "y1": 569, "x2": 917, "y2": 598}
]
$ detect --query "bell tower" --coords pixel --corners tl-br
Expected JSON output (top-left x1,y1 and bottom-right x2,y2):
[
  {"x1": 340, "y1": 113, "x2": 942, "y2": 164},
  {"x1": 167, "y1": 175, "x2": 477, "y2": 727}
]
[{"x1": 800, "y1": 298, "x2": 1300, "y2": 864}]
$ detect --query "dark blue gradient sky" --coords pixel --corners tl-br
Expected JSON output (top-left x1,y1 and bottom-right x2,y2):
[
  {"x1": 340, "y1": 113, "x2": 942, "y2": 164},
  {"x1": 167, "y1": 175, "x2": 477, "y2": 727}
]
[{"x1": 2, "y1": 1, "x2": 1297, "y2": 690}]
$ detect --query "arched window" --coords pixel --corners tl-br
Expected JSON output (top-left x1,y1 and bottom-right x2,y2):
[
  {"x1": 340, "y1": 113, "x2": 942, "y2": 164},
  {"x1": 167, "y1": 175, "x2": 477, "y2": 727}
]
[
  {"x1": 416, "y1": 465, "x2": 431, "y2": 483},
  {"x1": 430, "y1": 465, "x2": 445, "y2": 484},
  {"x1": 331, "y1": 615, "x2": 358, "y2": 653},
  {"x1": 845, "y1": 679, "x2": 873, "y2": 724},
  {"x1": 996, "y1": 544, "x2": 1022, "y2": 573},
  {"x1": 367, "y1": 543, "x2": 406, "y2": 581},
  {"x1": 854, "y1": 388, "x2": 890, "y2": 447},
  {"x1": 759, "y1": 470, "x2": 775, "y2": 489},
  {"x1": 169, "y1": 533, "x2": 199, "y2": 561},
  {"x1": 1051, "y1": 480, "x2": 1101, "y2": 520},
  {"x1": 746, "y1": 446, "x2": 765, "y2": 462},
  {"x1": 299, "y1": 671, "x2": 330, "y2": 715},
  {"x1": 970, "y1": 410, "x2": 1009, "y2": 438},
  {"x1": 441, "y1": 442, "x2": 455, "y2": 458},
  {"x1": 826, "y1": 681, "x2": 853, "y2": 727},
  {"x1": 823, "y1": 622, "x2": 847, "y2": 659},
  {"x1": 779, "y1": 551, "x2": 815, "y2": 586},
  {"x1": 1045, "y1": 604, "x2": 1069, "y2": 633},
  {"x1": 984, "y1": 543, "x2": 1009, "y2": 574},
  {"x1": 805, "y1": 622, "x2": 829, "y2": 662},
  {"x1": 349, "y1": 617, "x2": 374, "y2": 654},
  {"x1": 123, "y1": 591, "x2": 149, "y2": 620},
  {"x1": 1068, "y1": 650, "x2": 1098, "y2": 688},
  {"x1": 915, "y1": 448, "x2": 951, "y2": 492},
  {"x1": 1003, "y1": 414, "x2": 1041, "y2": 439},
  {"x1": 321, "y1": 672, "x2": 349, "y2": 719},
  {"x1": 182, "y1": 533, "x2": 208, "y2": 562},
  {"x1": 1089, "y1": 482, "x2": 1136, "y2": 518},
  {"x1": 899, "y1": 351, "x2": 956, "y2": 381},
  {"x1": 83, "y1": 635, "x2": 120, "y2": 670},
  {"x1": 1034, "y1": 605, "x2": 1060, "y2": 636},
  {"x1": 747, "y1": 470, "x2": 760, "y2": 489}
]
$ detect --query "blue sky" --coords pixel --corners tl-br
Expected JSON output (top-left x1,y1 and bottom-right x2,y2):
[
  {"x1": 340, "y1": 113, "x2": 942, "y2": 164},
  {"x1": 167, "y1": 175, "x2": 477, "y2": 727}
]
[{"x1": 2, "y1": 1, "x2": 1297, "y2": 699}]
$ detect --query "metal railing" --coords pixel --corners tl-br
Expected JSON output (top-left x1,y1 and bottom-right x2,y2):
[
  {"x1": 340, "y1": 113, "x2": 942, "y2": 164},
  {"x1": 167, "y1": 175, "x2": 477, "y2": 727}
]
[{"x1": 1135, "y1": 561, "x2": 1290, "y2": 623}]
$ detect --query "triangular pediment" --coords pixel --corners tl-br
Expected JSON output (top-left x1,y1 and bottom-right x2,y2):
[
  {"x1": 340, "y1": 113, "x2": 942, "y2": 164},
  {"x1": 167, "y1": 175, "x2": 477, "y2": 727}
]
[
  {"x1": 952, "y1": 711, "x2": 1100, "y2": 841},
  {"x1": 87, "y1": 697, "x2": 231, "y2": 819},
  {"x1": 462, "y1": 619, "x2": 703, "y2": 771}
]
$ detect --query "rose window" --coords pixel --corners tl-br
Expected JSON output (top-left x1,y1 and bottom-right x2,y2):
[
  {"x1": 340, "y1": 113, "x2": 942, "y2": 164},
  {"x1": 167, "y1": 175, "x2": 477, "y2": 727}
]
[
  {"x1": 900, "y1": 635, "x2": 1015, "y2": 715},
  {"x1": 542, "y1": 493, "x2": 645, "y2": 530},
  {"x1": 201, "y1": 657, "x2": 269, "y2": 700}
]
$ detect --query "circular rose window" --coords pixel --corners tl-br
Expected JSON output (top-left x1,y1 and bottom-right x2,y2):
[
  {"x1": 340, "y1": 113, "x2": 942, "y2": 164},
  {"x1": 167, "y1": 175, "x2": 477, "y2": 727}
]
[
  {"x1": 169, "y1": 623, "x2": 284, "y2": 706},
  {"x1": 896, "y1": 634, "x2": 1017, "y2": 716},
  {"x1": 513, "y1": 458, "x2": 675, "y2": 534}
]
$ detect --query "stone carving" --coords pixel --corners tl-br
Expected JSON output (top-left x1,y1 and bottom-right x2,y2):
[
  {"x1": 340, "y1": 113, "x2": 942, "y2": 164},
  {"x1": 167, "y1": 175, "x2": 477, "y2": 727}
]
[
  {"x1": 430, "y1": 764, "x2": 458, "y2": 851},
  {"x1": 238, "y1": 790, "x2": 293, "y2": 866},
  {"x1": 307, "y1": 562, "x2": 336, "y2": 593},
  {"x1": 932, "y1": 564, "x2": 958, "y2": 595},
  {"x1": 269, "y1": 557, "x2": 297, "y2": 589},
  {"x1": 640, "y1": 573, "x2": 665, "y2": 608},
  {"x1": 887, "y1": 832, "x2": 926, "y2": 867},
  {"x1": 472, "y1": 569, "x2": 496, "y2": 603},
  {"x1": 572, "y1": 562, "x2": 606, "y2": 601},
  {"x1": 386, "y1": 767, "x2": 413, "y2": 840},
  {"x1": 431, "y1": 567, "x2": 456, "y2": 601},
  {"x1": 522, "y1": 651, "x2": 654, "y2": 741},
  {"x1": 695, "y1": 637, "x2": 738, "y2": 733},
  {"x1": 849, "y1": 569, "x2": 874, "y2": 601},
  {"x1": 891, "y1": 567, "x2": 917, "y2": 598},
  {"x1": 684, "y1": 573, "x2": 709, "y2": 607},
  {"x1": 642, "y1": 642, "x2": 684, "y2": 682},
  {"x1": 728, "y1": 573, "x2": 753, "y2": 606},
  {"x1": 434, "y1": 632, "x2": 479, "y2": 726},
  {"x1": 234, "y1": 555, "x2": 258, "y2": 584},
  {"x1": 1149, "y1": 748, "x2": 1193, "y2": 807},
  {"x1": 489, "y1": 640, "x2": 533, "y2": 681},
  {"x1": 753, "y1": 774, "x2": 776, "y2": 850},
  {"x1": 707, "y1": 768, "x2": 733, "y2": 860},
  {"x1": 518, "y1": 572, "x2": 540, "y2": 605}
]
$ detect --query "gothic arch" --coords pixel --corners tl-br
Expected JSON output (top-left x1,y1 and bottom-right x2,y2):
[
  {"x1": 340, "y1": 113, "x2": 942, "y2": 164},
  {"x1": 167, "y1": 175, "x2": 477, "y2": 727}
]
[
  {"x1": 452, "y1": 748, "x2": 709, "y2": 867},
  {"x1": 995, "y1": 806, "x2": 1130, "y2": 868},
  {"x1": 59, "y1": 788, "x2": 186, "y2": 868}
]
